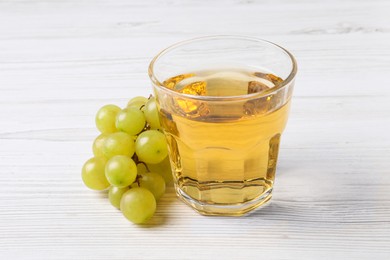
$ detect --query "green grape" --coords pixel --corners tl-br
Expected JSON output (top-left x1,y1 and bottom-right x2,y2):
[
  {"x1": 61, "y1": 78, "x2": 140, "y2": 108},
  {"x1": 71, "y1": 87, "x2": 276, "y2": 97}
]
[
  {"x1": 143, "y1": 97, "x2": 161, "y2": 129},
  {"x1": 92, "y1": 133, "x2": 109, "y2": 158},
  {"x1": 135, "y1": 130, "x2": 168, "y2": 164},
  {"x1": 127, "y1": 96, "x2": 148, "y2": 110},
  {"x1": 81, "y1": 157, "x2": 109, "y2": 190},
  {"x1": 108, "y1": 186, "x2": 129, "y2": 209},
  {"x1": 138, "y1": 172, "x2": 166, "y2": 200},
  {"x1": 120, "y1": 187, "x2": 156, "y2": 224},
  {"x1": 136, "y1": 163, "x2": 148, "y2": 174},
  {"x1": 115, "y1": 108, "x2": 146, "y2": 135},
  {"x1": 105, "y1": 155, "x2": 137, "y2": 188},
  {"x1": 103, "y1": 132, "x2": 135, "y2": 159},
  {"x1": 148, "y1": 156, "x2": 173, "y2": 185},
  {"x1": 95, "y1": 104, "x2": 121, "y2": 133}
]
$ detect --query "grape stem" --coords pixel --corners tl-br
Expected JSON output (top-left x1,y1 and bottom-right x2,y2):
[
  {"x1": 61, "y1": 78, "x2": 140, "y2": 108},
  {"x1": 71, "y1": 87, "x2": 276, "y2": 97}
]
[
  {"x1": 132, "y1": 153, "x2": 140, "y2": 163},
  {"x1": 134, "y1": 174, "x2": 143, "y2": 187},
  {"x1": 139, "y1": 161, "x2": 150, "y2": 172},
  {"x1": 132, "y1": 154, "x2": 150, "y2": 172}
]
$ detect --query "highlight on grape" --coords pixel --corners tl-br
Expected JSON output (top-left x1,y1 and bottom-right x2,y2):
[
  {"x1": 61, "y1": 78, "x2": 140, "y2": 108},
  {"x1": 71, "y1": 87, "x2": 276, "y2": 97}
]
[{"x1": 82, "y1": 96, "x2": 172, "y2": 224}]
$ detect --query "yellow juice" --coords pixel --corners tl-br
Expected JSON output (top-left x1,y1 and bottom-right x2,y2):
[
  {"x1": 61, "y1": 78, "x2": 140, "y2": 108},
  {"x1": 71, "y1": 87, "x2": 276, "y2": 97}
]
[{"x1": 158, "y1": 68, "x2": 291, "y2": 214}]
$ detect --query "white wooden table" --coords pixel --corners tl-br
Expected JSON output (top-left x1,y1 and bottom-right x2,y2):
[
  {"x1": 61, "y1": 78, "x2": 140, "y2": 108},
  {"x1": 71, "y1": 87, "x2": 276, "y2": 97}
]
[{"x1": 1, "y1": 0, "x2": 389, "y2": 259}]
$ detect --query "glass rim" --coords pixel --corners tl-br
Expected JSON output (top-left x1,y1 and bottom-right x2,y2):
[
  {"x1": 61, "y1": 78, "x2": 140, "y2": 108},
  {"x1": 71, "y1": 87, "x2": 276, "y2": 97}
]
[{"x1": 148, "y1": 35, "x2": 297, "y2": 101}]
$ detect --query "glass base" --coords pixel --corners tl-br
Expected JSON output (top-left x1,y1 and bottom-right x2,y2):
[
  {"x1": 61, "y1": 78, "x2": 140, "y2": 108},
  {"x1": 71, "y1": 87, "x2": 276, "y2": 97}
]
[{"x1": 175, "y1": 186, "x2": 273, "y2": 216}]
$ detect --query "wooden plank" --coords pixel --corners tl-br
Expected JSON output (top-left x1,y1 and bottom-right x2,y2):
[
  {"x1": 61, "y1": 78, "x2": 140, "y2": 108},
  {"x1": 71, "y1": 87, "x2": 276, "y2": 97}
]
[{"x1": 0, "y1": 0, "x2": 389, "y2": 259}]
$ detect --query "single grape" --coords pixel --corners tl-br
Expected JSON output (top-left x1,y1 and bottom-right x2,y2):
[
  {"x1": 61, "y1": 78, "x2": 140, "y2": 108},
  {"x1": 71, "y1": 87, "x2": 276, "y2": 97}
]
[
  {"x1": 105, "y1": 155, "x2": 137, "y2": 188},
  {"x1": 135, "y1": 130, "x2": 168, "y2": 164},
  {"x1": 108, "y1": 186, "x2": 129, "y2": 209},
  {"x1": 143, "y1": 97, "x2": 161, "y2": 129},
  {"x1": 138, "y1": 172, "x2": 166, "y2": 200},
  {"x1": 127, "y1": 96, "x2": 148, "y2": 110},
  {"x1": 81, "y1": 157, "x2": 109, "y2": 190},
  {"x1": 92, "y1": 133, "x2": 109, "y2": 158},
  {"x1": 103, "y1": 132, "x2": 135, "y2": 159},
  {"x1": 148, "y1": 156, "x2": 173, "y2": 185},
  {"x1": 115, "y1": 108, "x2": 146, "y2": 135},
  {"x1": 120, "y1": 187, "x2": 156, "y2": 224},
  {"x1": 95, "y1": 104, "x2": 121, "y2": 133}
]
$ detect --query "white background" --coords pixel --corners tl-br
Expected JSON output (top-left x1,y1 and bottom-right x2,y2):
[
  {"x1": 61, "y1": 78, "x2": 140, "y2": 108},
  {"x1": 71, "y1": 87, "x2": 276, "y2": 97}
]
[{"x1": 0, "y1": 0, "x2": 389, "y2": 259}]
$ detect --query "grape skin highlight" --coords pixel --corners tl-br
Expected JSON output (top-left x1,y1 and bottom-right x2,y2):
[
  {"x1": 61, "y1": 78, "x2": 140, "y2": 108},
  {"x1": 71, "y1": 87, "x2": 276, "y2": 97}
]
[
  {"x1": 127, "y1": 96, "x2": 148, "y2": 110},
  {"x1": 105, "y1": 155, "x2": 137, "y2": 188},
  {"x1": 93, "y1": 133, "x2": 109, "y2": 158},
  {"x1": 116, "y1": 108, "x2": 146, "y2": 136},
  {"x1": 135, "y1": 130, "x2": 168, "y2": 164},
  {"x1": 103, "y1": 132, "x2": 135, "y2": 159},
  {"x1": 82, "y1": 157, "x2": 109, "y2": 191},
  {"x1": 95, "y1": 104, "x2": 121, "y2": 133},
  {"x1": 120, "y1": 187, "x2": 156, "y2": 224},
  {"x1": 143, "y1": 97, "x2": 161, "y2": 129}
]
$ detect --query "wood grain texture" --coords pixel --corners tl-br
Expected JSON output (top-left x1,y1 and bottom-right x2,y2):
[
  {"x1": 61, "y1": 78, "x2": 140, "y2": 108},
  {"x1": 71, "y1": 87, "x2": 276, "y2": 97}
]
[{"x1": 0, "y1": 0, "x2": 390, "y2": 259}]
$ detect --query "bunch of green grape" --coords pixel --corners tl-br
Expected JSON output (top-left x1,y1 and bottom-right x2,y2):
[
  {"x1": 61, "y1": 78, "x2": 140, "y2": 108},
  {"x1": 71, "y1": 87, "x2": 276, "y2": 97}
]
[{"x1": 81, "y1": 96, "x2": 173, "y2": 224}]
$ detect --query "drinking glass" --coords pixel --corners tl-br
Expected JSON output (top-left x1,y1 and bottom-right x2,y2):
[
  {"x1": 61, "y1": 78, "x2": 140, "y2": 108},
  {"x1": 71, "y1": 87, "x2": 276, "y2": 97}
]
[{"x1": 149, "y1": 36, "x2": 297, "y2": 216}]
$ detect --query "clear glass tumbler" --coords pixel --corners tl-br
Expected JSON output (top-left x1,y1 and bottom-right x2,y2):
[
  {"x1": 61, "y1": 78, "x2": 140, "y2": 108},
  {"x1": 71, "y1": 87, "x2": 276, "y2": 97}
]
[{"x1": 149, "y1": 36, "x2": 297, "y2": 216}]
